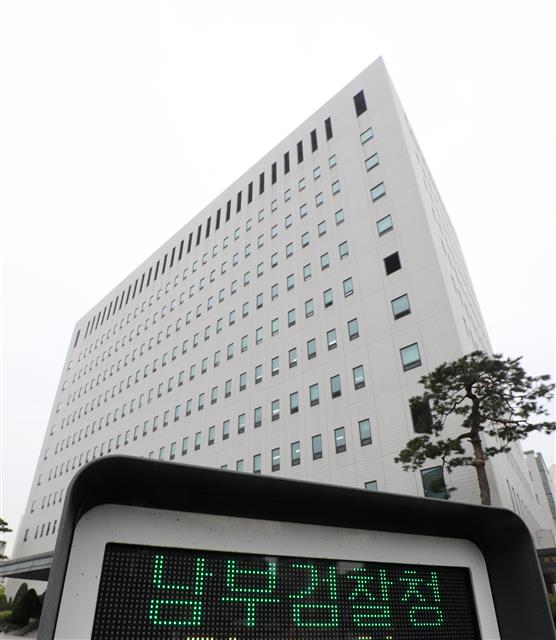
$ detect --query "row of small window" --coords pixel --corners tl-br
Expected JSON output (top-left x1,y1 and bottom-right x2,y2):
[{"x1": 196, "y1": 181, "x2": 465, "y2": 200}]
[
  {"x1": 22, "y1": 519, "x2": 58, "y2": 542},
  {"x1": 80, "y1": 162, "x2": 342, "y2": 347},
  {"x1": 71, "y1": 215, "x2": 351, "y2": 389},
  {"x1": 151, "y1": 418, "x2": 374, "y2": 467},
  {"x1": 48, "y1": 364, "x2": 369, "y2": 465},
  {"x1": 79, "y1": 114, "x2": 374, "y2": 349},
  {"x1": 59, "y1": 280, "x2": 356, "y2": 420},
  {"x1": 52, "y1": 331, "x2": 421, "y2": 454},
  {"x1": 58, "y1": 271, "x2": 358, "y2": 416},
  {"x1": 29, "y1": 488, "x2": 64, "y2": 513},
  {"x1": 55, "y1": 312, "x2": 363, "y2": 440}
]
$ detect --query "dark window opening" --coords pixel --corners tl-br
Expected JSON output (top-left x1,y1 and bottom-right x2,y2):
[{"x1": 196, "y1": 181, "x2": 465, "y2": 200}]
[
  {"x1": 271, "y1": 162, "x2": 277, "y2": 184},
  {"x1": 161, "y1": 253, "x2": 167, "y2": 275},
  {"x1": 187, "y1": 232, "x2": 193, "y2": 254},
  {"x1": 248, "y1": 182, "x2": 253, "y2": 204},
  {"x1": 107, "y1": 301, "x2": 113, "y2": 319},
  {"x1": 154, "y1": 260, "x2": 160, "y2": 281},
  {"x1": 259, "y1": 172, "x2": 265, "y2": 195},
  {"x1": 73, "y1": 329, "x2": 80, "y2": 348},
  {"x1": 325, "y1": 117, "x2": 333, "y2": 140},
  {"x1": 196, "y1": 224, "x2": 202, "y2": 246},
  {"x1": 410, "y1": 398, "x2": 433, "y2": 433},
  {"x1": 284, "y1": 151, "x2": 290, "y2": 174},
  {"x1": 297, "y1": 141, "x2": 304, "y2": 164},
  {"x1": 132, "y1": 278, "x2": 138, "y2": 298},
  {"x1": 226, "y1": 200, "x2": 231, "y2": 222},
  {"x1": 178, "y1": 239, "x2": 184, "y2": 261},
  {"x1": 310, "y1": 129, "x2": 318, "y2": 152},
  {"x1": 215, "y1": 209, "x2": 221, "y2": 230},
  {"x1": 139, "y1": 273, "x2": 145, "y2": 294},
  {"x1": 353, "y1": 90, "x2": 367, "y2": 116},
  {"x1": 236, "y1": 191, "x2": 242, "y2": 213},
  {"x1": 170, "y1": 247, "x2": 175, "y2": 268},
  {"x1": 205, "y1": 217, "x2": 211, "y2": 238},
  {"x1": 384, "y1": 252, "x2": 401, "y2": 275}
]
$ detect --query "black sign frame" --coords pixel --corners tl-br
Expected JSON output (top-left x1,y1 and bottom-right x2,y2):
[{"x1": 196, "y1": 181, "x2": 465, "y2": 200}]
[{"x1": 38, "y1": 456, "x2": 555, "y2": 639}]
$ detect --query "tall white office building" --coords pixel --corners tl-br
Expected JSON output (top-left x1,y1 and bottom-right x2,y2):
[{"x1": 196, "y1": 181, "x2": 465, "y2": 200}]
[{"x1": 11, "y1": 58, "x2": 556, "y2": 571}]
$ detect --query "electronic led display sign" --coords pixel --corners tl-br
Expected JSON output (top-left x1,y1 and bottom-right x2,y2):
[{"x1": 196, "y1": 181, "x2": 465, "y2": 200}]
[{"x1": 92, "y1": 543, "x2": 481, "y2": 640}]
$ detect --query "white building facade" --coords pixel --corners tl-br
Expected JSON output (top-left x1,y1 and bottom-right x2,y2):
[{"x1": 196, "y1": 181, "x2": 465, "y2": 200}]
[{"x1": 13, "y1": 58, "x2": 556, "y2": 563}]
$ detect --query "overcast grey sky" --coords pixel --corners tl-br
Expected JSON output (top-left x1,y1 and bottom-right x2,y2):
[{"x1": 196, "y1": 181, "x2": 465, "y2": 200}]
[{"x1": 1, "y1": 0, "x2": 554, "y2": 554}]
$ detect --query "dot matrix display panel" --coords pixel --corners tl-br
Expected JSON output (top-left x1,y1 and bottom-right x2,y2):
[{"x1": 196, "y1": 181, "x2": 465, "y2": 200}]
[{"x1": 92, "y1": 543, "x2": 481, "y2": 639}]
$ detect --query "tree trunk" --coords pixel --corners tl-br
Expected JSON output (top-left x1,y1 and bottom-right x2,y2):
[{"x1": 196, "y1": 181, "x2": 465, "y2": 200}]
[{"x1": 471, "y1": 435, "x2": 491, "y2": 505}]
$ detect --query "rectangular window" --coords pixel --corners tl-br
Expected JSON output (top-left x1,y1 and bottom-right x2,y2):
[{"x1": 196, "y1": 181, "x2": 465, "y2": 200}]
[
  {"x1": 256, "y1": 327, "x2": 263, "y2": 344},
  {"x1": 306, "y1": 338, "x2": 316, "y2": 360},
  {"x1": 320, "y1": 253, "x2": 330, "y2": 270},
  {"x1": 236, "y1": 459, "x2": 244, "y2": 472},
  {"x1": 239, "y1": 372, "x2": 247, "y2": 391},
  {"x1": 288, "y1": 308, "x2": 296, "y2": 327},
  {"x1": 365, "y1": 480, "x2": 378, "y2": 491},
  {"x1": 365, "y1": 153, "x2": 379, "y2": 171},
  {"x1": 359, "y1": 419, "x2": 372, "y2": 446},
  {"x1": 353, "y1": 90, "x2": 367, "y2": 116},
  {"x1": 313, "y1": 165, "x2": 321, "y2": 180},
  {"x1": 331, "y1": 180, "x2": 341, "y2": 195},
  {"x1": 353, "y1": 365, "x2": 366, "y2": 390},
  {"x1": 343, "y1": 277, "x2": 354, "y2": 297},
  {"x1": 271, "y1": 356, "x2": 280, "y2": 376},
  {"x1": 208, "y1": 425, "x2": 215, "y2": 445},
  {"x1": 312, "y1": 434, "x2": 322, "y2": 460},
  {"x1": 384, "y1": 251, "x2": 401, "y2": 275},
  {"x1": 335, "y1": 208, "x2": 344, "y2": 225},
  {"x1": 286, "y1": 242, "x2": 294, "y2": 258},
  {"x1": 241, "y1": 335, "x2": 248, "y2": 352},
  {"x1": 325, "y1": 117, "x2": 333, "y2": 140},
  {"x1": 271, "y1": 318, "x2": 279, "y2": 336},
  {"x1": 194, "y1": 432, "x2": 201, "y2": 451},
  {"x1": 289, "y1": 391, "x2": 299, "y2": 414},
  {"x1": 315, "y1": 192, "x2": 324, "y2": 207},
  {"x1": 301, "y1": 232, "x2": 309, "y2": 247},
  {"x1": 323, "y1": 288, "x2": 333, "y2": 308},
  {"x1": 329, "y1": 154, "x2": 336, "y2": 168},
  {"x1": 360, "y1": 127, "x2": 374, "y2": 144},
  {"x1": 288, "y1": 347, "x2": 298, "y2": 368},
  {"x1": 334, "y1": 427, "x2": 347, "y2": 453},
  {"x1": 317, "y1": 221, "x2": 326, "y2": 236},
  {"x1": 287, "y1": 274, "x2": 294, "y2": 290},
  {"x1": 291, "y1": 441, "x2": 301, "y2": 466},
  {"x1": 271, "y1": 399, "x2": 280, "y2": 421},
  {"x1": 305, "y1": 298, "x2": 314, "y2": 318},
  {"x1": 401, "y1": 343, "x2": 422, "y2": 371},
  {"x1": 181, "y1": 437, "x2": 189, "y2": 455},
  {"x1": 227, "y1": 343, "x2": 234, "y2": 360},
  {"x1": 309, "y1": 383, "x2": 320, "y2": 406},
  {"x1": 174, "y1": 404, "x2": 181, "y2": 422},
  {"x1": 310, "y1": 129, "x2": 318, "y2": 152},
  {"x1": 421, "y1": 466, "x2": 449, "y2": 499},
  {"x1": 303, "y1": 264, "x2": 311, "y2": 280},
  {"x1": 326, "y1": 328, "x2": 337, "y2": 350},
  {"x1": 238, "y1": 413, "x2": 246, "y2": 434},
  {"x1": 392, "y1": 293, "x2": 411, "y2": 319},
  {"x1": 255, "y1": 364, "x2": 263, "y2": 384},
  {"x1": 284, "y1": 151, "x2": 290, "y2": 174},
  {"x1": 285, "y1": 214, "x2": 293, "y2": 228},
  {"x1": 377, "y1": 214, "x2": 393, "y2": 236},
  {"x1": 371, "y1": 182, "x2": 386, "y2": 201},
  {"x1": 330, "y1": 374, "x2": 341, "y2": 398},
  {"x1": 410, "y1": 398, "x2": 432, "y2": 433},
  {"x1": 254, "y1": 406, "x2": 262, "y2": 428},
  {"x1": 299, "y1": 203, "x2": 308, "y2": 218},
  {"x1": 253, "y1": 453, "x2": 262, "y2": 474},
  {"x1": 211, "y1": 386, "x2": 218, "y2": 404},
  {"x1": 225, "y1": 379, "x2": 232, "y2": 398},
  {"x1": 271, "y1": 448, "x2": 280, "y2": 472},
  {"x1": 348, "y1": 317, "x2": 359, "y2": 340},
  {"x1": 222, "y1": 419, "x2": 230, "y2": 440},
  {"x1": 297, "y1": 140, "x2": 303, "y2": 164},
  {"x1": 338, "y1": 241, "x2": 349, "y2": 259},
  {"x1": 284, "y1": 188, "x2": 292, "y2": 202}
]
